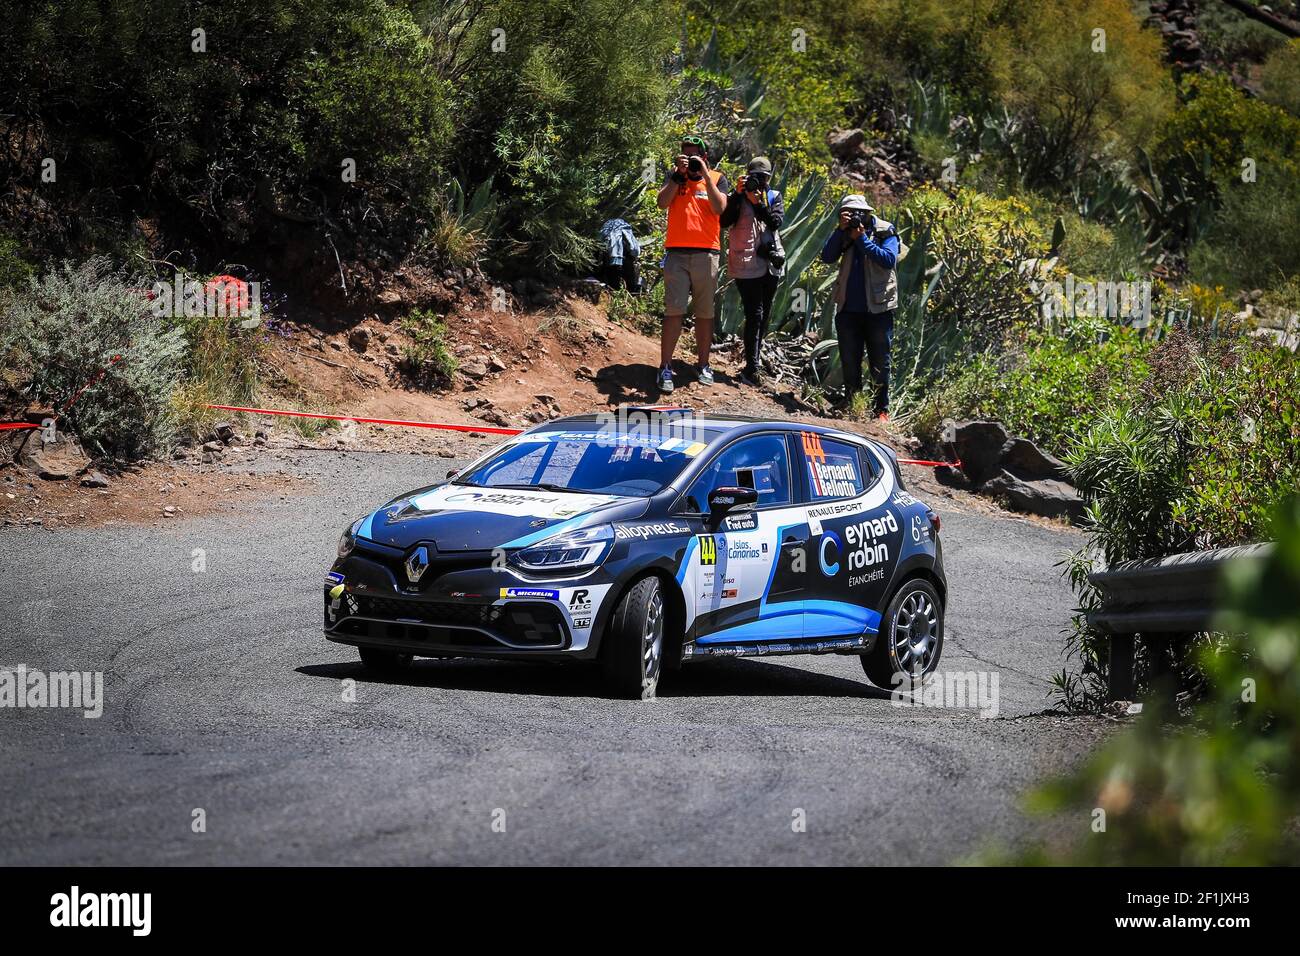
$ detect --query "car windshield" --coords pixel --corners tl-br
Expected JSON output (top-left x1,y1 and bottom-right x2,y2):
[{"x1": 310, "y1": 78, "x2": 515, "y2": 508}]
[{"x1": 456, "y1": 429, "x2": 714, "y2": 497}]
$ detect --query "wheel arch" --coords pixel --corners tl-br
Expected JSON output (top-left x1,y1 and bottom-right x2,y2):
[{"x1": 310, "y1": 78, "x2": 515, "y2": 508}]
[{"x1": 591, "y1": 564, "x2": 688, "y2": 667}]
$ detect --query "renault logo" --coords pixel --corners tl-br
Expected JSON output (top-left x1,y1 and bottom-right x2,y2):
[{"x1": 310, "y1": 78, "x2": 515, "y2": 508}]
[{"x1": 405, "y1": 545, "x2": 430, "y2": 583}]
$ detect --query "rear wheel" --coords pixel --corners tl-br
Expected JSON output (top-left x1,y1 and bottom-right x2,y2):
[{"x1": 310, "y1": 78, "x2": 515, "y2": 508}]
[
  {"x1": 600, "y1": 576, "x2": 666, "y2": 700},
  {"x1": 358, "y1": 647, "x2": 414, "y2": 673},
  {"x1": 861, "y1": 578, "x2": 943, "y2": 690}
]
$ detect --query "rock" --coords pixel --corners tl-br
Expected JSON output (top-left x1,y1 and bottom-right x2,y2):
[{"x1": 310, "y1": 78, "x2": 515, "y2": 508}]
[
  {"x1": 436, "y1": 449, "x2": 455, "y2": 458},
  {"x1": 461, "y1": 397, "x2": 488, "y2": 411},
  {"x1": 377, "y1": 289, "x2": 403, "y2": 306},
  {"x1": 348, "y1": 327, "x2": 371, "y2": 352},
  {"x1": 535, "y1": 393, "x2": 557, "y2": 405},
  {"x1": 933, "y1": 464, "x2": 967, "y2": 487},
  {"x1": 952, "y1": 420, "x2": 1010, "y2": 485},
  {"x1": 17, "y1": 430, "x2": 90, "y2": 480},
  {"x1": 460, "y1": 361, "x2": 489, "y2": 380},
  {"x1": 827, "y1": 128, "x2": 867, "y2": 159},
  {"x1": 202, "y1": 440, "x2": 224, "y2": 453},
  {"x1": 984, "y1": 470, "x2": 1085, "y2": 523},
  {"x1": 576, "y1": 365, "x2": 595, "y2": 379},
  {"x1": 214, "y1": 421, "x2": 237, "y2": 444},
  {"x1": 23, "y1": 405, "x2": 55, "y2": 424},
  {"x1": 80, "y1": 470, "x2": 110, "y2": 488},
  {"x1": 997, "y1": 437, "x2": 1070, "y2": 482},
  {"x1": 487, "y1": 355, "x2": 507, "y2": 372}
]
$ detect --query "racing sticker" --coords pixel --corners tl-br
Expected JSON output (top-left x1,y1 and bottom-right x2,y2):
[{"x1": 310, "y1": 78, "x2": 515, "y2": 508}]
[
  {"x1": 409, "y1": 484, "x2": 619, "y2": 519},
  {"x1": 801, "y1": 431, "x2": 859, "y2": 499},
  {"x1": 698, "y1": 534, "x2": 718, "y2": 566},
  {"x1": 500, "y1": 587, "x2": 560, "y2": 600},
  {"x1": 614, "y1": 520, "x2": 691, "y2": 541}
]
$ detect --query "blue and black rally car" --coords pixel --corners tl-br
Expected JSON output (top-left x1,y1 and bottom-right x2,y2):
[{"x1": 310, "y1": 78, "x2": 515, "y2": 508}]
[{"x1": 325, "y1": 407, "x2": 945, "y2": 699}]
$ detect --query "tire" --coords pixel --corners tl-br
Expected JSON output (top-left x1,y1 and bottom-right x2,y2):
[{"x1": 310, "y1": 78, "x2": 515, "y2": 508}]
[
  {"x1": 358, "y1": 646, "x2": 413, "y2": 673},
  {"x1": 600, "y1": 575, "x2": 667, "y2": 700},
  {"x1": 861, "y1": 577, "x2": 943, "y2": 690}
]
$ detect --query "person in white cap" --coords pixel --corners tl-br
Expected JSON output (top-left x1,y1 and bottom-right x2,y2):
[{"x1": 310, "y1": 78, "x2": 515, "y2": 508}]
[{"x1": 820, "y1": 194, "x2": 900, "y2": 420}]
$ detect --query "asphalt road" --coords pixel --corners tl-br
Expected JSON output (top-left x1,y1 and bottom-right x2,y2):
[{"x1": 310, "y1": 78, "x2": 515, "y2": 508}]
[{"x1": 0, "y1": 448, "x2": 1110, "y2": 865}]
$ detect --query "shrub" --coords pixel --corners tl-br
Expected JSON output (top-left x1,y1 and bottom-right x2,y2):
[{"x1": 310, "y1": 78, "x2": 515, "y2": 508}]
[
  {"x1": 1189, "y1": 172, "x2": 1300, "y2": 292},
  {"x1": 400, "y1": 310, "x2": 457, "y2": 390},
  {"x1": 1259, "y1": 39, "x2": 1300, "y2": 117},
  {"x1": 1006, "y1": 495, "x2": 1300, "y2": 865},
  {"x1": 908, "y1": 322, "x2": 1151, "y2": 455},
  {"x1": 0, "y1": 258, "x2": 187, "y2": 459},
  {"x1": 1058, "y1": 333, "x2": 1300, "y2": 704},
  {"x1": 1156, "y1": 73, "x2": 1300, "y2": 188}
]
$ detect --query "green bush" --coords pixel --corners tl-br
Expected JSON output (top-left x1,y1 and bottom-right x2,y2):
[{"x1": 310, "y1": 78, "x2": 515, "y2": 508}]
[
  {"x1": 400, "y1": 310, "x2": 457, "y2": 390},
  {"x1": 1189, "y1": 172, "x2": 1300, "y2": 292},
  {"x1": 3, "y1": 0, "x2": 451, "y2": 259},
  {"x1": 1, "y1": 258, "x2": 187, "y2": 459},
  {"x1": 1058, "y1": 333, "x2": 1300, "y2": 704},
  {"x1": 1259, "y1": 39, "x2": 1300, "y2": 117},
  {"x1": 908, "y1": 322, "x2": 1151, "y2": 455}
]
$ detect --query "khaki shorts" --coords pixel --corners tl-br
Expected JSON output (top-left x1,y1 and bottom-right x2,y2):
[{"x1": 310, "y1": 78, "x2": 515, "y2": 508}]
[{"x1": 663, "y1": 249, "x2": 720, "y2": 320}]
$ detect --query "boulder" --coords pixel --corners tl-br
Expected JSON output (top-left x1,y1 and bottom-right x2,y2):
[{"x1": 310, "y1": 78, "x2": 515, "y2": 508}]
[
  {"x1": 827, "y1": 128, "x2": 867, "y2": 159},
  {"x1": 952, "y1": 420, "x2": 1010, "y2": 485},
  {"x1": 997, "y1": 437, "x2": 1070, "y2": 482},
  {"x1": 80, "y1": 470, "x2": 110, "y2": 489},
  {"x1": 984, "y1": 470, "x2": 1085, "y2": 523},
  {"x1": 17, "y1": 429, "x2": 90, "y2": 480}
]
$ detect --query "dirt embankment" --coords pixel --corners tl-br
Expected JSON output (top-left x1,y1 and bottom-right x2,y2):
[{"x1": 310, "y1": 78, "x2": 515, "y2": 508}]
[{"x1": 3, "y1": 282, "x2": 1043, "y2": 529}]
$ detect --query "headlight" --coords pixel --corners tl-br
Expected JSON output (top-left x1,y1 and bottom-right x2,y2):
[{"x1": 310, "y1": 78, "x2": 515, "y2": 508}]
[
  {"x1": 338, "y1": 517, "x2": 364, "y2": 558},
  {"x1": 509, "y1": 523, "x2": 614, "y2": 574}
]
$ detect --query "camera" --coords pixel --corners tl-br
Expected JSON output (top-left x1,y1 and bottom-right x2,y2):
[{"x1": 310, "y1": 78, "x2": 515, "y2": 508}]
[
  {"x1": 845, "y1": 210, "x2": 872, "y2": 231},
  {"x1": 745, "y1": 173, "x2": 769, "y2": 194},
  {"x1": 687, "y1": 155, "x2": 705, "y2": 176}
]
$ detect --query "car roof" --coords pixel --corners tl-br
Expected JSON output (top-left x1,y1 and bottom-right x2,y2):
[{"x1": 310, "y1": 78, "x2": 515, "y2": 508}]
[{"x1": 539, "y1": 409, "x2": 876, "y2": 445}]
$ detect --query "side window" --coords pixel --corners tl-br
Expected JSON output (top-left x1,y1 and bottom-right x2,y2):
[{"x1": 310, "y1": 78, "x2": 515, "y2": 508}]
[
  {"x1": 800, "y1": 433, "x2": 866, "y2": 501},
  {"x1": 685, "y1": 434, "x2": 792, "y2": 512}
]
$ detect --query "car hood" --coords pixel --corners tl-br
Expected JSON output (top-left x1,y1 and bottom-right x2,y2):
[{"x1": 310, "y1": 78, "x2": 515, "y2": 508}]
[{"x1": 358, "y1": 484, "x2": 648, "y2": 552}]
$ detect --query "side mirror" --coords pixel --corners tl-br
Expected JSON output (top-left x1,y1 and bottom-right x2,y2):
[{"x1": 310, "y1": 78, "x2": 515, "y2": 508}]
[
  {"x1": 446, "y1": 469, "x2": 458, "y2": 479},
  {"x1": 707, "y1": 485, "x2": 757, "y2": 528}
]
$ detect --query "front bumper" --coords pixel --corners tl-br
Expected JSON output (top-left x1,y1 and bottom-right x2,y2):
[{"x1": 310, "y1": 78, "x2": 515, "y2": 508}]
[{"x1": 323, "y1": 541, "x2": 608, "y2": 661}]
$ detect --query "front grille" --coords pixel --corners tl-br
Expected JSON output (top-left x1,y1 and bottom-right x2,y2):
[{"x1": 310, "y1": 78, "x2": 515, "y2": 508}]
[{"x1": 339, "y1": 595, "x2": 568, "y2": 648}]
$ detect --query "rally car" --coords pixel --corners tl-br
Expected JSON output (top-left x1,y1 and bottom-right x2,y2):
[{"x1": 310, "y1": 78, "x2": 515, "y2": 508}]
[{"x1": 324, "y1": 408, "x2": 946, "y2": 699}]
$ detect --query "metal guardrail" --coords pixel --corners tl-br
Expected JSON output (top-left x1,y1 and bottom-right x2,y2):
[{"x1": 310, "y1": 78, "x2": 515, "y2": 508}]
[{"x1": 1087, "y1": 543, "x2": 1273, "y2": 701}]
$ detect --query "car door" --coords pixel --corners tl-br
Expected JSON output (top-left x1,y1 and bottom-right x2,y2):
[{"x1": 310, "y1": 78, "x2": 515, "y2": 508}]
[
  {"x1": 681, "y1": 433, "x2": 809, "y2": 645},
  {"x1": 797, "y1": 431, "x2": 902, "y2": 639}
]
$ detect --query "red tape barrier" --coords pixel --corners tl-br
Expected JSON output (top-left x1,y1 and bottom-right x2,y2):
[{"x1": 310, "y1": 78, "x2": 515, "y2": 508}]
[
  {"x1": 203, "y1": 402, "x2": 960, "y2": 467},
  {"x1": 0, "y1": 422, "x2": 39, "y2": 431},
  {"x1": 203, "y1": 404, "x2": 524, "y2": 436}
]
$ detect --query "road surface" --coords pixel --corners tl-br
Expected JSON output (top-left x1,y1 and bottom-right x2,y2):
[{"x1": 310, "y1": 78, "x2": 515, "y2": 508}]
[{"x1": 0, "y1": 448, "x2": 1109, "y2": 864}]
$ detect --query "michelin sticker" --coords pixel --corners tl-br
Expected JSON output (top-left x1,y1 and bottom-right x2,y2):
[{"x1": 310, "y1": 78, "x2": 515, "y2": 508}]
[{"x1": 500, "y1": 587, "x2": 560, "y2": 600}]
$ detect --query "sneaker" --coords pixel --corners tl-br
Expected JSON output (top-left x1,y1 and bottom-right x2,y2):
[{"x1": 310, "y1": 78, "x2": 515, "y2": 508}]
[
  {"x1": 698, "y1": 365, "x2": 715, "y2": 386},
  {"x1": 658, "y1": 366, "x2": 674, "y2": 393}
]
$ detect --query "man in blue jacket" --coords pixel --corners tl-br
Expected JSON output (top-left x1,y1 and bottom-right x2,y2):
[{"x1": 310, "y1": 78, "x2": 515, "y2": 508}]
[{"x1": 820, "y1": 194, "x2": 900, "y2": 420}]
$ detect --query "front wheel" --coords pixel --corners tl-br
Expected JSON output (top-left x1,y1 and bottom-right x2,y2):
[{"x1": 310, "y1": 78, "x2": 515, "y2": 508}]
[
  {"x1": 861, "y1": 578, "x2": 943, "y2": 690},
  {"x1": 600, "y1": 576, "x2": 667, "y2": 700}
]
